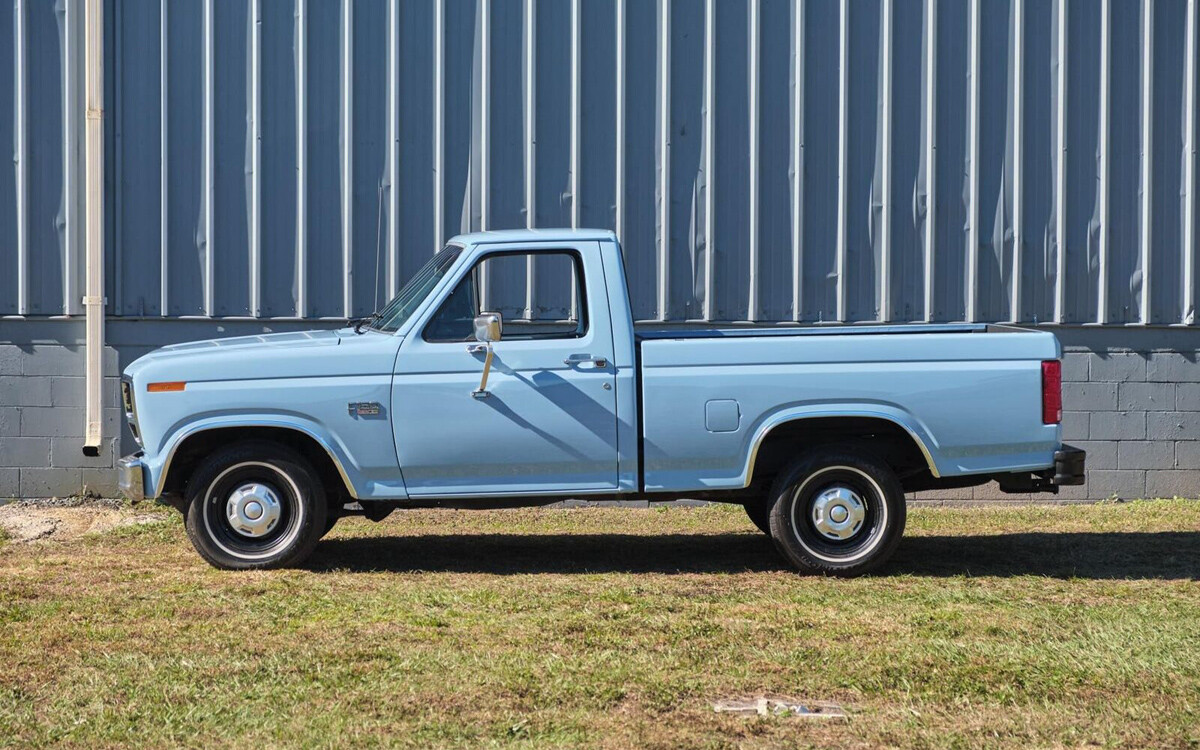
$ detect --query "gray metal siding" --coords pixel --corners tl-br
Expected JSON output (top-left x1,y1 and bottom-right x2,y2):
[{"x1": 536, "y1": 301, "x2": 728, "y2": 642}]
[{"x1": 3, "y1": 0, "x2": 1199, "y2": 325}]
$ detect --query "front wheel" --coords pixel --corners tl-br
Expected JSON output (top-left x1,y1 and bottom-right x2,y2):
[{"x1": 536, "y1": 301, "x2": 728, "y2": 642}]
[
  {"x1": 184, "y1": 442, "x2": 327, "y2": 570},
  {"x1": 767, "y1": 449, "x2": 906, "y2": 577}
]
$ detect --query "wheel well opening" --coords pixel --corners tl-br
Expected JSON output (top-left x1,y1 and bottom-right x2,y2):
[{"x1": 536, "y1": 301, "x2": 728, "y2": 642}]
[
  {"x1": 748, "y1": 417, "x2": 933, "y2": 493},
  {"x1": 161, "y1": 427, "x2": 353, "y2": 504}
]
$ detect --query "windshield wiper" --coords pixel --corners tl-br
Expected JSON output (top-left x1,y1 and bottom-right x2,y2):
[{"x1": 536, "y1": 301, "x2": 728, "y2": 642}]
[{"x1": 349, "y1": 311, "x2": 380, "y2": 334}]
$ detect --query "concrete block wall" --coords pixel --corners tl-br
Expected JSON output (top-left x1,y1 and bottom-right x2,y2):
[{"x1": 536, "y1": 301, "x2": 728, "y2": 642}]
[{"x1": 3, "y1": 320, "x2": 1200, "y2": 502}]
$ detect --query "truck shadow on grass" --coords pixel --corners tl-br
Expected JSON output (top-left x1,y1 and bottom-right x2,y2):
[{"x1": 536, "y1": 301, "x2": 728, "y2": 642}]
[{"x1": 307, "y1": 531, "x2": 1200, "y2": 580}]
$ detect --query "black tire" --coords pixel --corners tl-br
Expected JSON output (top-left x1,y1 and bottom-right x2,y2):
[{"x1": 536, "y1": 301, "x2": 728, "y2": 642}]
[
  {"x1": 184, "y1": 441, "x2": 327, "y2": 570},
  {"x1": 322, "y1": 515, "x2": 338, "y2": 538},
  {"x1": 743, "y1": 499, "x2": 771, "y2": 535},
  {"x1": 767, "y1": 449, "x2": 906, "y2": 577}
]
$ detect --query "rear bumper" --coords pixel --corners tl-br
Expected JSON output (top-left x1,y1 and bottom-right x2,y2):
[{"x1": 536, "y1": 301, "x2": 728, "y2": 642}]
[
  {"x1": 118, "y1": 453, "x2": 146, "y2": 502},
  {"x1": 1050, "y1": 445, "x2": 1087, "y2": 486},
  {"x1": 996, "y1": 444, "x2": 1086, "y2": 494}
]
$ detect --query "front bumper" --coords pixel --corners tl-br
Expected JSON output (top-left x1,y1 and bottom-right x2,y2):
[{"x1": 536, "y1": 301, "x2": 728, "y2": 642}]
[{"x1": 118, "y1": 453, "x2": 146, "y2": 502}]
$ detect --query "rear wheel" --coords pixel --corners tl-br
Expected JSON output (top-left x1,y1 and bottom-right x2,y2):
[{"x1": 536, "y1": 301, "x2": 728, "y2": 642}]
[
  {"x1": 184, "y1": 442, "x2": 327, "y2": 570},
  {"x1": 767, "y1": 449, "x2": 905, "y2": 577}
]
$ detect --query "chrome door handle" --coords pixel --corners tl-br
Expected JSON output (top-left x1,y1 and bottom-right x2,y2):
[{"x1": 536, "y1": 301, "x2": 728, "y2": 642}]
[
  {"x1": 564, "y1": 354, "x2": 607, "y2": 369},
  {"x1": 467, "y1": 344, "x2": 488, "y2": 354}
]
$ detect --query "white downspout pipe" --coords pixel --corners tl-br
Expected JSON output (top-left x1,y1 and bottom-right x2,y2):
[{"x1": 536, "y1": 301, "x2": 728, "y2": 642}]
[{"x1": 82, "y1": 0, "x2": 104, "y2": 457}]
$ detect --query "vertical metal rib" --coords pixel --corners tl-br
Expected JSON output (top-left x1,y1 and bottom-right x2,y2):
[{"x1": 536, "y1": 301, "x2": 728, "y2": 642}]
[
  {"x1": 15, "y1": 0, "x2": 27, "y2": 314},
  {"x1": 748, "y1": 0, "x2": 760, "y2": 321},
  {"x1": 924, "y1": 0, "x2": 936, "y2": 322},
  {"x1": 1055, "y1": 0, "x2": 1068, "y2": 323},
  {"x1": 434, "y1": 0, "x2": 444, "y2": 252},
  {"x1": 481, "y1": 0, "x2": 490, "y2": 232},
  {"x1": 880, "y1": 0, "x2": 892, "y2": 322},
  {"x1": 1098, "y1": 0, "x2": 1111, "y2": 324},
  {"x1": 341, "y1": 0, "x2": 353, "y2": 318},
  {"x1": 570, "y1": 0, "x2": 580, "y2": 230},
  {"x1": 835, "y1": 0, "x2": 848, "y2": 321},
  {"x1": 659, "y1": 0, "x2": 671, "y2": 321},
  {"x1": 1186, "y1": 0, "x2": 1197, "y2": 324},
  {"x1": 524, "y1": 0, "x2": 536, "y2": 318},
  {"x1": 296, "y1": 0, "x2": 308, "y2": 317},
  {"x1": 204, "y1": 0, "x2": 214, "y2": 316},
  {"x1": 615, "y1": 0, "x2": 626, "y2": 246},
  {"x1": 1012, "y1": 0, "x2": 1023, "y2": 322},
  {"x1": 703, "y1": 0, "x2": 714, "y2": 321},
  {"x1": 791, "y1": 0, "x2": 804, "y2": 323},
  {"x1": 251, "y1": 0, "x2": 262, "y2": 317},
  {"x1": 1141, "y1": 0, "x2": 1154, "y2": 325},
  {"x1": 64, "y1": 0, "x2": 75, "y2": 315},
  {"x1": 387, "y1": 0, "x2": 399, "y2": 298},
  {"x1": 160, "y1": 0, "x2": 169, "y2": 315},
  {"x1": 966, "y1": 0, "x2": 980, "y2": 322}
]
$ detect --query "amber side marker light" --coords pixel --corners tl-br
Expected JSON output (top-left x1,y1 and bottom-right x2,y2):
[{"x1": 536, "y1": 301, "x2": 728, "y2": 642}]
[{"x1": 147, "y1": 381, "x2": 187, "y2": 393}]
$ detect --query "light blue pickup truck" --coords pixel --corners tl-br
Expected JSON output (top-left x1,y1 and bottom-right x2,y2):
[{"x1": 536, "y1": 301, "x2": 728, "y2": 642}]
[{"x1": 119, "y1": 229, "x2": 1084, "y2": 575}]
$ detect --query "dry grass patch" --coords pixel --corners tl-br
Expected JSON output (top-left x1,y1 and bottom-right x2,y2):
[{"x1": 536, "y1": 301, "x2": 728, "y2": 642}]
[{"x1": 1, "y1": 500, "x2": 1198, "y2": 748}]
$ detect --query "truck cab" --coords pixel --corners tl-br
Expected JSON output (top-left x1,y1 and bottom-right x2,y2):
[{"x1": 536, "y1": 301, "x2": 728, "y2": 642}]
[{"x1": 120, "y1": 229, "x2": 1083, "y2": 575}]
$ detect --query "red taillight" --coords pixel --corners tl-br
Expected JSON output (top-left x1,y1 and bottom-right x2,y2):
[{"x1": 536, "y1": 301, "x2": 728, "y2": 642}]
[{"x1": 1041, "y1": 360, "x2": 1062, "y2": 425}]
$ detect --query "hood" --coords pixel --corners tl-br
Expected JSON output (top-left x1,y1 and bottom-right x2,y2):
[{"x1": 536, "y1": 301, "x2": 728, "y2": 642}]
[{"x1": 124, "y1": 328, "x2": 399, "y2": 385}]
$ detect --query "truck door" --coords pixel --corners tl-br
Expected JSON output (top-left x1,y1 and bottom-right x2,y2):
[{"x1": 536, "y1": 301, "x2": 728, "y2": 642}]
[{"x1": 391, "y1": 241, "x2": 619, "y2": 496}]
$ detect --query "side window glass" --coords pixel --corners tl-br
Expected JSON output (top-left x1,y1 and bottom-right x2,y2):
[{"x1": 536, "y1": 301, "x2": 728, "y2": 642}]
[{"x1": 423, "y1": 251, "x2": 586, "y2": 342}]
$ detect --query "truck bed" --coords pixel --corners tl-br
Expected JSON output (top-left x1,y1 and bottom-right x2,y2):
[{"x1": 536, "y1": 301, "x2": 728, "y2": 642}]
[{"x1": 635, "y1": 324, "x2": 1062, "y2": 493}]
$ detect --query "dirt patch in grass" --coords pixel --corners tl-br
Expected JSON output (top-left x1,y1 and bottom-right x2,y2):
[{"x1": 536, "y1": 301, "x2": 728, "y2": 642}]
[
  {"x1": 0, "y1": 503, "x2": 164, "y2": 544},
  {"x1": 0, "y1": 500, "x2": 1198, "y2": 748}
]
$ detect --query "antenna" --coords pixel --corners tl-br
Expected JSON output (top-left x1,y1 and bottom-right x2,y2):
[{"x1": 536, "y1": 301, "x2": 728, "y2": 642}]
[{"x1": 373, "y1": 181, "x2": 385, "y2": 313}]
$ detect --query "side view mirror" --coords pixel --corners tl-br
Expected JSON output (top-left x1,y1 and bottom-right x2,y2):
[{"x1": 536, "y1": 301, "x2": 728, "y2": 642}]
[
  {"x1": 474, "y1": 312, "x2": 503, "y2": 343},
  {"x1": 471, "y1": 313, "x2": 502, "y2": 398}
]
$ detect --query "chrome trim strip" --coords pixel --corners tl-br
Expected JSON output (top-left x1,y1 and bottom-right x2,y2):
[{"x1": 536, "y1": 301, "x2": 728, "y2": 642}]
[
  {"x1": 742, "y1": 411, "x2": 941, "y2": 488},
  {"x1": 153, "y1": 420, "x2": 359, "y2": 500}
]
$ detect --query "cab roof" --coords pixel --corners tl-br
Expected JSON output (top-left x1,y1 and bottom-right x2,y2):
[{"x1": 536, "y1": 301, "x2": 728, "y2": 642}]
[{"x1": 448, "y1": 228, "x2": 617, "y2": 246}]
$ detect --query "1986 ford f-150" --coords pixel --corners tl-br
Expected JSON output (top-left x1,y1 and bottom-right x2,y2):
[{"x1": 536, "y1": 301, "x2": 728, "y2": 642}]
[{"x1": 119, "y1": 229, "x2": 1084, "y2": 575}]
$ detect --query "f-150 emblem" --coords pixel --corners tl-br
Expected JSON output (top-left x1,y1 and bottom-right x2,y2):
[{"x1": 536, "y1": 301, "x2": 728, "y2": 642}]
[{"x1": 347, "y1": 401, "x2": 382, "y2": 417}]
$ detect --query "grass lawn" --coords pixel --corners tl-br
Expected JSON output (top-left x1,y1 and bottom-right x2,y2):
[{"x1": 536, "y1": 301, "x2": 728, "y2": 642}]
[{"x1": 1, "y1": 500, "x2": 1198, "y2": 748}]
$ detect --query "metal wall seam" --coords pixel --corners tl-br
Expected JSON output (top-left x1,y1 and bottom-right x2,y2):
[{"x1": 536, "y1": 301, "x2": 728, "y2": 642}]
[
  {"x1": 434, "y1": 0, "x2": 444, "y2": 252},
  {"x1": 160, "y1": 0, "x2": 169, "y2": 315},
  {"x1": 966, "y1": 0, "x2": 980, "y2": 322},
  {"x1": 658, "y1": 0, "x2": 670, "y2": 322},
  {"x1": 703, "y1": 0, "x2": 714, "y2": 322},
  {"x1": 570, "y1": 0, "x2": 580, "y2": 230},
  {"x1": 203, "y1": 0, "x2": 214, "y2": 317},
  {"x1": 615, "y1": 0, "x2": 625, "y2": 247},
  {"x1": 1011, "y1": 0, "x2": 1023, "y2": 323},
  {"x1": 481, "y1": 0, "x2": 490, "y2": 232},
  {"x1": 748, "y1": 0, "x2": 760, "y2": 322},
  {"x1": 15, "y1": 0, "x2": 26, "y2": 315},
  {"x1": 1098, "y1": 0, "x2": 1111, "y2": 324},
  {"x1": 64, "y1": 0, "x2": 76, "y2": 316},
  {"x1": 524, "y1": 0, "x2": 536, "y2": 318},
  {"x1": 250, "y1": 0, "x2": 261, "y2": 317},
  {"x1": 923, "y1": 0, "x2": 936, "y2": 322},
  {"x1": 1187, "y1": 0, "x2": 1198, "y2": 323},
  {"x1": 387, "y1": 0, "x2": 399, "y2": 298},
  {"x1": 1055, "y1": 0, "x2": 1067, "y2": 323},
  {"x1": 1141, "y1": 0, "x2": 1153, "y2": 325},
  {"x1": 835, "y1": 0, "x2": 847, "y2": 322},
  {"x1": 341, "y1": 0, "x2": 353, "y2": 318},
  {"x1": 112, "y1": 0, "x2": 121, "y2": 313},
  {"x1": 880, "y1": 0, "x2": 893, "y2": 323},
  {"x1": 296, "y1": 0, "x2": 308, "y2": 318},
  {"x1": 791, "y1": 0, "x2": 804, "y2": 323}
]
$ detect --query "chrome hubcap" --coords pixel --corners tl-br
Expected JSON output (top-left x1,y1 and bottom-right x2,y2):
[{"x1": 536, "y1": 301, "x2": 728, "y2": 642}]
[
  {"x1": 811, "y1": 485, "x2": 866, "y2": 541},
  {"x1": 226, "y1": 483, "x2": 282, "y2": 538}
]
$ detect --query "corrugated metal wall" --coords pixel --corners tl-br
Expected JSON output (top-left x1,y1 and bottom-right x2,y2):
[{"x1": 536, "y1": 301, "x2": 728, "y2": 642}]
[{"x1": 3, "y1": 0, "x2": 1199, "y2": 324}]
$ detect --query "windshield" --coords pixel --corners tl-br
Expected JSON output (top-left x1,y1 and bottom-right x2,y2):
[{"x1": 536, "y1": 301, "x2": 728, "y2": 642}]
[{"x1": 370, "y1": 245, "x2": 463, "y2": 332}]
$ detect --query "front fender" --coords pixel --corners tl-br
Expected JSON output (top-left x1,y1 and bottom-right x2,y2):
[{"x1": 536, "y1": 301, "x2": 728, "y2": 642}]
[{"x1": 144, "y1": 414, "x2": 378, "y2": 501}]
